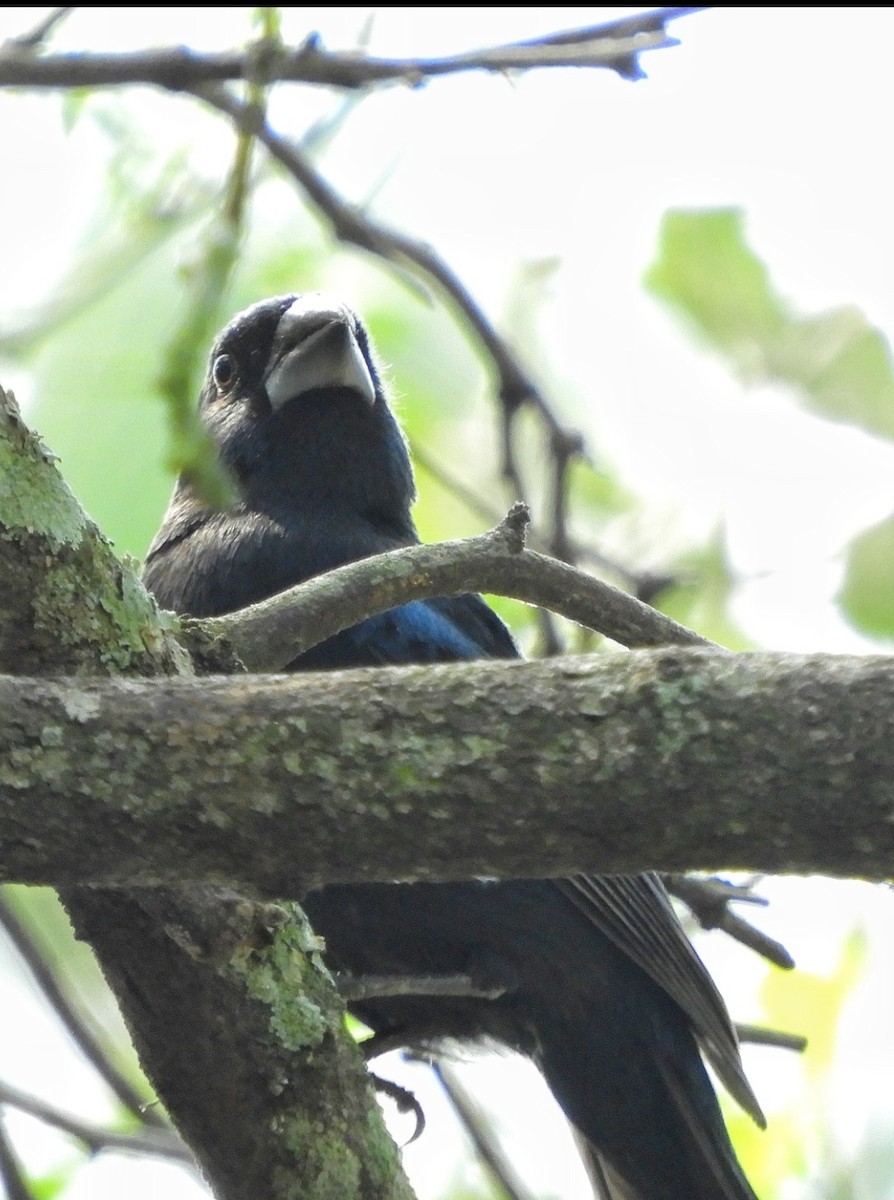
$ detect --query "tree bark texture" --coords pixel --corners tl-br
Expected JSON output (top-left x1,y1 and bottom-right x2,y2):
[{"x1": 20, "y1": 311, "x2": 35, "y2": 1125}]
[
  {"x1": 1, "y1": 387, "x2": 414, "y2": 1199},
  {"x1": 2, "y1": 648, "x2": 893, "y2": 888}
]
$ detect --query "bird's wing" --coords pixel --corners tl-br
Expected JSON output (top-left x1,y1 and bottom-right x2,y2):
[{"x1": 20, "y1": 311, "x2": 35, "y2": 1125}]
[
  {"x1": 319, "y1": 594, "x2": 520, "y2": 667},
  {"x1": 426, "y1": 594, "x2": 521, "y2": 660},
  {"x1": 555, "y1": 873, "x2": 765, "y2": 1128}
]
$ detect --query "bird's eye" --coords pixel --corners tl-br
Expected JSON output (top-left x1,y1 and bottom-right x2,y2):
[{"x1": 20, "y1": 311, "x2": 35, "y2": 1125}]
[{"x1": 212, "y1": 354, "x2": 236, "y2": 391}]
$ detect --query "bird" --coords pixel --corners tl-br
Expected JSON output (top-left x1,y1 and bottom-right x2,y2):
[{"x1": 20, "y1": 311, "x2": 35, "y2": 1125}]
[{"x1": 143, "y1": 292, "x2": 765, "y2": 1199}]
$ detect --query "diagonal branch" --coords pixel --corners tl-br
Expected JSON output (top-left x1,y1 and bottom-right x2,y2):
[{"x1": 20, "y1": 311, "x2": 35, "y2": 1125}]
[
  {"x1": 188, "y1": 505, "x2": 711, "y2": 674},
  {"x1": 0, "y1": 1077, "x2": 193, "y2": 1163},
  {"x1": 3, "y1": 6, "x2": 74, "y2": 51},
  {"x1": 0, "y1": 1116, "x2": 35, "y2": 1200}
]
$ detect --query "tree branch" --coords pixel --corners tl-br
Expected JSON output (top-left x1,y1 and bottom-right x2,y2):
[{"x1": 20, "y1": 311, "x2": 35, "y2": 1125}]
[
  {"x1": 188, "y1": 503, "x2": 710, "y2": 673},
  {"x1": 0, "y1": 891, "x2": 163, "y2": 1123},
  {"x1": 4, "y1": 649, "x2": 894, "y2": 890},
  {"x1": 0, "y1": 1077, "x2": 192, "y2": 1163},
  {"x1": 0, "y1": 10, "x2": 699, "y2": 90},
  {"x1": 0, "y1": 389, "x2": 415, "y2": 1200}
]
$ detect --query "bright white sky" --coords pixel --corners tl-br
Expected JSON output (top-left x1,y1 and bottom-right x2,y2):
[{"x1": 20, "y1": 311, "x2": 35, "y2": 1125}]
[{"x1": 3, "y1": 7, "x2": 894, "y2": 1199}]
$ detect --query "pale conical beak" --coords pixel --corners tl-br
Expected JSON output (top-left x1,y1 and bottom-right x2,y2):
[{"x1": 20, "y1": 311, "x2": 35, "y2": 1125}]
[{"x1": 265, "y1": 296, "x2": 376, "y2": 410}]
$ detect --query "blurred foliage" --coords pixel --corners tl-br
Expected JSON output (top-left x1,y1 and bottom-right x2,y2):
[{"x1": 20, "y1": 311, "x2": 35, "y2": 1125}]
[
  {"x1": 725, "y1": 933, "x2": 866, "y2": 1198},
  {"x1": 647, "y1": 206, "x2": 894, "y2": 644},
  {"x1": 26, "y1": 1166, "x2": 78, "y2": 1200},
  {"x1": 646, "y1": 208, "x2": 894, "y2": 443},
  {"x1": 838, "y1": 513, "x2": 894, "y2": 640}
]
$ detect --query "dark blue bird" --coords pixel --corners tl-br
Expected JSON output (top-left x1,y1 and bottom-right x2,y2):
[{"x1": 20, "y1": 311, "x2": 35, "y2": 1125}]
[{"x1": 144, "y1": 294, "x2": 764, "y2": 1199}]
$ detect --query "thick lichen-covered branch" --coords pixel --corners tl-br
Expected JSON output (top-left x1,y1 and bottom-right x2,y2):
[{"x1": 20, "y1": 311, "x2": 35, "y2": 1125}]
[
  {"x1": 0, "y1": 388, "x2": 413, "y2": 1200},
  {"x1": 65, "y1": 887, "x2": 414, "y2": 1200},
  {"x1": 0, "y1": 389, "x2": 187, "y2": 677},
  {"x1": 4, "y1": 649, "x2": 894, "y2": 889}
]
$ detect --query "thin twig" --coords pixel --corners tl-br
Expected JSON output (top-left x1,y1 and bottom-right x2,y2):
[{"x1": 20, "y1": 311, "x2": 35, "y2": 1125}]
[
  {"x1": 3, "y1": 7, "x2": 74, "y2": 51},
  {"x1": 190, "y1": 84, "x2": 585, "y2": 447},
  {"x1": 0, "y1": 1116, "x2": 35, "y2": 1200},
  {"x1": 548, "y1": 428, "x2": 583, "y2": 565},
  {"x1": 431, "y1": 1060, "x2": 539, "y2": 1200},
  {"x1": 0, "y1": 1079, "x2": 194, "y2": 1163},
  {"x1": 734, "y1": 1025, "x2": 807, "y2": 1053},
  {"x1": 0, "y1": 10, "x2": 702, "y2": 89},
  {"x1": 0, "y1": 892, "x2": 163, "y2": 1123},
  {"x1": 667, "y1": 875, "x2": 796, "y2": 971},
  {"x1": 412, "y1": 440, "x2": 664, "y2": 597}
]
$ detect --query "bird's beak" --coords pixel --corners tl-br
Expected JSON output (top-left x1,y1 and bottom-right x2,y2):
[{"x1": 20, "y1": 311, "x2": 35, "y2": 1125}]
[{"x1": 264, "y1": 296, "x2": 377, "y2": 411}]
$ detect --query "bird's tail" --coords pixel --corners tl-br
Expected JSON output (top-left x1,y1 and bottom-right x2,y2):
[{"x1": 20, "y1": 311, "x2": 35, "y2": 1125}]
[
  {"x1": 575, "y1": 1133, "x2": 640, "y2": 1200},
  {"x1": 532, "y1": 994, "x2": 759, "y2": 1200}
]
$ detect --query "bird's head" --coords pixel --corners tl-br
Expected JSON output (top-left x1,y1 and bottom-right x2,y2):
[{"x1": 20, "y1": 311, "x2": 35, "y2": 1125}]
[
  {"x1": 201, "y1": 293, "x2": 377, "y2": 418},
  {"x1": 193, "y1": 293, "x2": 416, "y2": 525}
]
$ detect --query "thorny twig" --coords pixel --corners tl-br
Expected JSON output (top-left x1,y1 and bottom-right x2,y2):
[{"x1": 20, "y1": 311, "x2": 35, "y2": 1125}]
[{"x1": 0, "y1": 10, "x2": 701, "y2": 89}]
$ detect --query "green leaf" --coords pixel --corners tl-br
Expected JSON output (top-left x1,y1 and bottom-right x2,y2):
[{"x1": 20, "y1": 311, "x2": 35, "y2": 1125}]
[
  {"x1": 60, "y1": 89, "x2": 92, "y2": 136},
  {"x1": 838, "y1": 511, "x2": 894, "y2": 639},
  {"x1": 646, "y1": 208, "x2": 894, "y2": 440},
  {"x1": 761, "y1": 930, "x2": 865, "y2": 1083},
  {"x1": 26, "y1": 1165, "x2": 79, "y2": 1200},
  {"x1": 645, "y1": 208, "x2": 786, "y2": 369}
]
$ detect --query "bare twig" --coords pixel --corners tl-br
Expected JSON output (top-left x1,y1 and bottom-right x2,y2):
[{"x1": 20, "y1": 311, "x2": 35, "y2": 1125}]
[
  {"x1": 0, "y1": 1116, "x2": 35, "y2": 1200},
  {"x1": 187, "y1": 506, "x2": 712, "y2": 673},
  {"x1": 0, "y1": 10, "x2": 701, "y2": 90},
  {"x1": 667, "y1": 875, "x2": 796, "y2": 971},
  {"x1": 0, "y1": 892, "x2": 162, "y2": 1123},
  {"x1": 412, "y1": 441, "x2": 666, "y2": 598},
  {"x1": 190, "y1": 85, "x2": 586, "y2": 446},
  {"x1": 431, "y1": 1060, "x2": 539, "y2": 1200},
  {"x1": 0, "y1": 1078, "x2": 193, "y2": 1163},
  {"x1": 735, "y1": 1025, "x2": 807, "y2": 1053},
  {"x1": 548, "y1": 428, "x2": 584, "y2": 565},
  {"x1": 3, "y1": 7, "x2": 74, "y2": 51}
]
